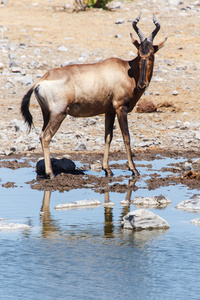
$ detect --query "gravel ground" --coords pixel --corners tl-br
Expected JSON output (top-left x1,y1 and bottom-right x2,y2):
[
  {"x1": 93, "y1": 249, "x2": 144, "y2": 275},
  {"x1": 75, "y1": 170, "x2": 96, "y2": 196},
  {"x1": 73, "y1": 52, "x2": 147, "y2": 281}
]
[{"x1": 0, "y1": 0, "x2": 200, "y2": 157}]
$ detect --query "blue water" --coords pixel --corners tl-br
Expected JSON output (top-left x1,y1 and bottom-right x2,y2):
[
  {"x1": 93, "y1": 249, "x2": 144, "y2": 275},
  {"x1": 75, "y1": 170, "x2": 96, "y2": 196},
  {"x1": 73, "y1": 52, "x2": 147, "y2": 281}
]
[{"x1": 0, "y1": 157, "x2": 200, "y2": 300}]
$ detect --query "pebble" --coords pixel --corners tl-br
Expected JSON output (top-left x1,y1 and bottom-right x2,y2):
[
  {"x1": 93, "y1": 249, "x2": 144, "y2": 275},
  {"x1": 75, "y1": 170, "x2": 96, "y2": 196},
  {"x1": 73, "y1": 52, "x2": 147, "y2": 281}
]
[
  {"x1": 54, "y1": 199, "x2": 101, "y2": 210},
  {"x1": 172, "y1": 90, "x2": 179, "y2": 96},
  {"x1": 115, "y1": 18, "x2": 125, "y2": 24},
  {"x1": 176, "y1": 195, "x2": 200, "y2": 212},
  {"x1": 58, "y1": 46, "x2": 68, "y2": 52}
]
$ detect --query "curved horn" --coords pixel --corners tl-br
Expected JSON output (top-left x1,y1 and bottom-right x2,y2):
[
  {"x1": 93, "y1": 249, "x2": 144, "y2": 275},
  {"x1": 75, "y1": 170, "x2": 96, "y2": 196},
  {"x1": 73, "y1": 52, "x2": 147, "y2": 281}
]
[
  {"x1": 132, "y1": 12, "x2": 146, "y2": 43},
  {"x1": 147, "y1": 13, "x2": 160, "y2": 42}
]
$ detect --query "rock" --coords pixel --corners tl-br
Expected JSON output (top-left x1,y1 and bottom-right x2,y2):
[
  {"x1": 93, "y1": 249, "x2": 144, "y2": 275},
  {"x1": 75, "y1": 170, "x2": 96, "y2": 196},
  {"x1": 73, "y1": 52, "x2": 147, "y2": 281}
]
[
  {"x1": 61, "y1": 60, "x2": 76, "y2": 67},
  {"x1": 114, "y1": 34, "x2": 122, "y2": 38},
  {"x1": 190, "y1": 218, "x2": 200, "y2": 226},
  {"x1": 54, "y1": 199, "x2": 101, "y2": 210},
  {"x1": 176, "y1": 194, "x2": 200, "y2": 212},
  {"x1": 195, "y1": 132, "x2": 200, "y2": 140},
  {"x1": 90, "y1": 160, "x2": 102, "y2": 171},
  {"x1": 192, "y1": 158, "x2": 200, "y2": 170},
  {"x1": 120, "y1": 199, "x2": 130, "y2": 206},
  {"x1": 0, "y1": 222, "x2": 30, "y2": 230},
  {"x1": 172, "y1": 90, "x2": 179, "y2": 96},
  {"x1": 132, "y1": 195, "x2": 171, "y2": 208},
  {"x1": 107, "y1": 1, "x2": 121, "y2": 10},
  {"x1": 58, "y1": 46, "x2": 68, "y2": 52},
  {"x1": 115, "y1": 18, "x2": 125, "y2": 24},
  {"x1": 36, "y1": 157, "x2": 76, "y2": 176},
  {"x1": 136, "y1": 100, "x2": 157, "y2": 113},
  {"x1": 182, "y1": 161, "x2": 192, "y2": 171},
  {"x1": 121, "y1": 209, "x2": 170, "y2": 230},
  {"x1": 75, "y1": 141, "x2": 88, "y2": 151}
]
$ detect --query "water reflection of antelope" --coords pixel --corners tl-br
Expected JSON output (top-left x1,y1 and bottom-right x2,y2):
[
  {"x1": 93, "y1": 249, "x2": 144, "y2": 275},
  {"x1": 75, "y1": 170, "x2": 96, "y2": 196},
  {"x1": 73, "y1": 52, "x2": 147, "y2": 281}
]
[{"x1": 40, "y1": 180, "x2": 136, "y2": 238}]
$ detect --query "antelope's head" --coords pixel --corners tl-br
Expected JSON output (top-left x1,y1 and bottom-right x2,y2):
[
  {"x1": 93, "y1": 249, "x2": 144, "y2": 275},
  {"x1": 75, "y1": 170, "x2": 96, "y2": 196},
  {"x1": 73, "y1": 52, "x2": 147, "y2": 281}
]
[{"x1": 130, "y1": 13, "x2": 167, "y2": 92}]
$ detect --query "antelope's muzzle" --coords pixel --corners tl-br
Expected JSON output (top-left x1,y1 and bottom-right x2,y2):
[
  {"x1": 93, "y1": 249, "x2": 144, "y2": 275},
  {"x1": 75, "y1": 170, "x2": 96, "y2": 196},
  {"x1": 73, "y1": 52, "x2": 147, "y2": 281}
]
[{"x1": 137, "y1": 60, "x2": 147, "y2": 91}]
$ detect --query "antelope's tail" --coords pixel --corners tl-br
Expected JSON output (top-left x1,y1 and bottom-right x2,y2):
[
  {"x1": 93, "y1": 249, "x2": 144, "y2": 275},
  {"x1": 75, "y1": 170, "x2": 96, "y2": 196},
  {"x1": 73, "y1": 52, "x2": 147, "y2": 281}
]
[{"x1": 21, "y1": 87, "x2": 34, "y2": 131}]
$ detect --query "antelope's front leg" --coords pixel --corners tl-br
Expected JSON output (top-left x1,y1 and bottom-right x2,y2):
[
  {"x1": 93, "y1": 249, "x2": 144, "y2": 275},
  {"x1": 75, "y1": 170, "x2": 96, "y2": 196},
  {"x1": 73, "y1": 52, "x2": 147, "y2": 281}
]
[
  {"x1": 102, "y1": 113, "x2": 115, "y2": 176},
  {"x1": 116, "y1": 106, "x2": 139, "y2": 176}
]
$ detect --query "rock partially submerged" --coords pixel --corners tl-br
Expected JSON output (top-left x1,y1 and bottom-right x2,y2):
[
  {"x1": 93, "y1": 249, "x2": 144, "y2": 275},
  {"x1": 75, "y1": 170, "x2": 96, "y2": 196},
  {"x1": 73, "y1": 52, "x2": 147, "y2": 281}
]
[
  {"x1": 0, "y1": 222, "x2": 30, "y2": 230},
  {"x1": 190, "y1": 218, "x2": 200, "y2": 226},
  {"x1": 132, "y1": 195, "x2": 171, "y2": 208},
  {"x1": 176, "y1": 194, "x2": 200, "y2": 212},
  {"x1": 121, "y1": 209, "x2": 170, "y2": 230},
  {"x1": 54, "y1": 199, "x2": 101, "y2": 210}
]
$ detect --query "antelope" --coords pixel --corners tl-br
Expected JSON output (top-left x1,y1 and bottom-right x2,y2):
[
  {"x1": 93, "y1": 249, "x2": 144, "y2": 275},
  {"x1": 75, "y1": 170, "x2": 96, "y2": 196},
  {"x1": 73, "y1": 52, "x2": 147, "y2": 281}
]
[{"x1": 21, "y1": 13, "x2": 167, "y2": 179}]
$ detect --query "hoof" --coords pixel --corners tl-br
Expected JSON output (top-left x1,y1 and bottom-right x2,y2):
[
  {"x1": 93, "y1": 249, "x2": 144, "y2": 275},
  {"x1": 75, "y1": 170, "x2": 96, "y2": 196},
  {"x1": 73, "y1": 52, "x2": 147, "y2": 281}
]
[
  {"x1": 130, "y1": 169, "x2": 140, "y2": 177},
  {"x1": 45, "y1": 173, "x2": 55, "y2": 180},
  {"x1": 103, "y1": 168, "x2": 113, "y2": 176}
]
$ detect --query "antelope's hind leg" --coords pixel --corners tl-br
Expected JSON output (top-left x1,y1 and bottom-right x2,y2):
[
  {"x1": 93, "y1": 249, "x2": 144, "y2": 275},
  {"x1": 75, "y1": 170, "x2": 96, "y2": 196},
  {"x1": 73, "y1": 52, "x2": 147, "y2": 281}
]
[
  {"x1": 102, "y1": 113, "x2": 115, "y2": 176},
  {"x1": 40, "y1": 112, "x2": 66, "y2": 179}
]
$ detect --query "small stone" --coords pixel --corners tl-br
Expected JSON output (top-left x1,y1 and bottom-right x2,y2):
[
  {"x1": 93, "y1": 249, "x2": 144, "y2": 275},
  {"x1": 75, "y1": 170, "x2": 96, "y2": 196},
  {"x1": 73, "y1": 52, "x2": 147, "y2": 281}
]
[
  {"x1": 115, "y1": 18, "x2": 125, "y2": 24},
  {"x1": 90, "y1": 160, "x2": 102, "y2": 171},
  {"x1": 172, "y1": 90, "x2": 179, "y2": 96},
  {"x1": 58, "y1": 46, "x2": 68, "y2": 52},
  {"x1": 75, "y1": 142, "x2": 87, "y2": 151},
  {"x1": 61, "y1": 60, "x2": 76, "y2": 67},
  {"x1": 132, "y1": 195, "x2": 171, "y2": 208},
  {"x1": 54, "y1": 199, "x2": 101, "y2": 210},
  {"x1": 0, "y1": 222, "x2": 30, "y2": 230},
  {"x1": 120, "y1": 199, "x2": 130, "y2": 206},
  {"x1": 114, "y1": 34, "x2": 122, "y2": 38},
  {"x1": 176, "y1": 195, "x2": 200, "y2": 212},
  {"x1": 190, "y1": 218, "x2": 200, "y2": 226}
]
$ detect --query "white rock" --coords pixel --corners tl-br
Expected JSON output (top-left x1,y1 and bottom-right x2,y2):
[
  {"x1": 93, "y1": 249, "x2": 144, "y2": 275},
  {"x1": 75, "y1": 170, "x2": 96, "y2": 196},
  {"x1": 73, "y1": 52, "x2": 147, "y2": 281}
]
[
  {"x1": 172, "y1": 90, "x2": 179, "y2": 96},
  {"x1": 192, "y1": 158, "x2": 200, "y2": 169},
  {"x1": 75, "y1": 141, "x2": 88, "y2": 151},
  {"x1": 190, "y1": 218, "x2": 200, "y2": 226},
  {"x1": 176, "y1": 195, "x2": 200, "y2": 212},
  {"x1": 132, "y1": 195, "x2": 171, "y2": 208},
  {"x1": 120, "y1": 199, "x2": 130, "y2": 206},
  {"x1": 121, "y1": 209, "x2": 170, "y2": 230},
  {"x1": 90, "y1": 160, "x2": 102, "y2": 171},
  {"x1": 115, "y1": 18, "x2": 125, "y2": 24},
  {"x1": 54, "y1": 199, "x2": 101, "y2": 210},
  {"x1": 58, "y1": 46, "x2": 68, "y2": 52},
  {"x1": 0, "y1": 222, "x2": 30, "y2": 230}
]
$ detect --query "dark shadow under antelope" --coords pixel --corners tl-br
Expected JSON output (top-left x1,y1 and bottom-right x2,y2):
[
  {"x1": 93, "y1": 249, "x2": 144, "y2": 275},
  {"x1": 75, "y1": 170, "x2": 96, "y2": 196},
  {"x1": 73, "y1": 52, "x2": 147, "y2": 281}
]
[{"x1": 21, "y1": 13, "x2": 167, "y2": 179}]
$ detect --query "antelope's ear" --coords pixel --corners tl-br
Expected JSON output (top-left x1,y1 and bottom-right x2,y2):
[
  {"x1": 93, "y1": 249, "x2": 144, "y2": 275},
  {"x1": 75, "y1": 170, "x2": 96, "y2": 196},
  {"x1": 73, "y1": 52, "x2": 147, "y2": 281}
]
[
  {"x1": 153, "y1": 37, "x2": 167, "y2": 53},
  {"x1": 130, "y1": 33, "x2": 140, "y2": 49}
]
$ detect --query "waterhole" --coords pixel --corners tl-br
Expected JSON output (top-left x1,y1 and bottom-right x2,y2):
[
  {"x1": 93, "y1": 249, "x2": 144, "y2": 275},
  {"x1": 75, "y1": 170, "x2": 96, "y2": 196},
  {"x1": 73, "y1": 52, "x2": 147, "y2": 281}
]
[{"x1": 0, "y1": 154, "x2": 200, "y2": 300}]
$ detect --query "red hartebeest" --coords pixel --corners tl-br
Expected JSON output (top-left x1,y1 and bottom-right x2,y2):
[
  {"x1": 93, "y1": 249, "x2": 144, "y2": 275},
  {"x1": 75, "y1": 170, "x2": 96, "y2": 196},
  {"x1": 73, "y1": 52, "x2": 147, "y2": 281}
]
[{"x1": 21, "y1": 13, "x2": 167, "y2": 179}]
